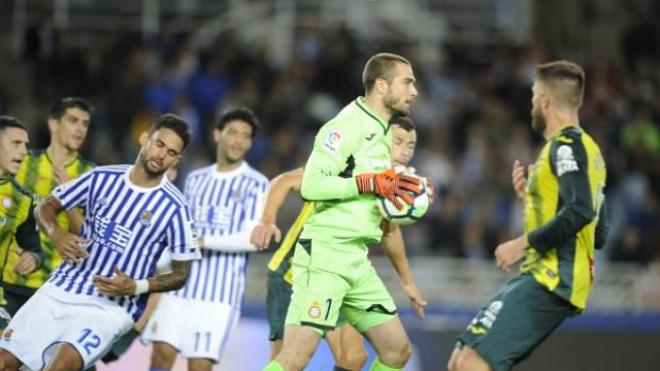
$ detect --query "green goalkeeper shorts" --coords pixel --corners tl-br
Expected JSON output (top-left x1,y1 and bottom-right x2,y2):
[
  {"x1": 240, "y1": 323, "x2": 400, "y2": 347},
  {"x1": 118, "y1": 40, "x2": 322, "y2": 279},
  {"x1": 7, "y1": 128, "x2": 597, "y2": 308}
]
[{"x1": 285, "y1": 238, "x2": 397, "y2": 336}]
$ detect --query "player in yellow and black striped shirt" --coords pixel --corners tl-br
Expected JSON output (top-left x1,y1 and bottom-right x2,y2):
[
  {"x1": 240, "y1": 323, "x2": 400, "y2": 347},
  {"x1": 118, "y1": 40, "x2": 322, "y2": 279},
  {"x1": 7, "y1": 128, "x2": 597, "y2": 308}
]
[
  {"x1": 251, "y1": 115, "x2": 427, "y2": 370},
  {"x1": 1, "y1": 98, "x2": 94, "y2": 318},
  {"x1": 0, "y1": 116, "x2": 43, "y2": 330},
  {"x1": 450, "y1": 61, "x2": 609, "y2": 371}
]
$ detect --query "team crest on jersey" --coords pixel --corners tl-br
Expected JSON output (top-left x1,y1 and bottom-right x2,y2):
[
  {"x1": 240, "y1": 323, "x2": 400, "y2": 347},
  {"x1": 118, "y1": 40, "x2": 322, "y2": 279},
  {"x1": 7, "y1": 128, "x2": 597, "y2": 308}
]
[
  {"x1": 323, "y1": 129, "x2": 343, "y2": 153},
  {"x1": 231, "y1": 188, "x2": 242, "y2": 201},
  {"x1": 308, "y1": 301, "x2": 322, "y2": 319},
  {"x1": 2, "y1": 329, "x2": 12, "y2": 341},
  {"x1": 140, "y1": 210, "x2": 153, "y2": 227}
]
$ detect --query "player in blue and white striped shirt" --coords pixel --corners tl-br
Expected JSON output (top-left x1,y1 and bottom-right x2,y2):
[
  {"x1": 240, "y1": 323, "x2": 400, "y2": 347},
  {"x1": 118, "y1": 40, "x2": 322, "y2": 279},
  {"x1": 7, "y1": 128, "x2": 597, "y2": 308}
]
[
  {"x1": 144, "y1": 108, "x2": 268, "y2": 370},
  {"x1": 0, "y1": 114, "x2": 201, "y2": 371}
]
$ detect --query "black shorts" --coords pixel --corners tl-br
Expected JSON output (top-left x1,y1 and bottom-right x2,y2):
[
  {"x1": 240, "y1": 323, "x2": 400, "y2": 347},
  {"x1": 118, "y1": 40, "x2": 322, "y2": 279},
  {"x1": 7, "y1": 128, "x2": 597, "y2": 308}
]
[
  {"x1": 0, "y1": 286, "x2": 34, "y2": 331},
  {"x1": 267, "y1": 271, "x2": 293, "y2": 341},
  {"x1": 457, "y1": 274, "x2": 576, "y2": 371}
]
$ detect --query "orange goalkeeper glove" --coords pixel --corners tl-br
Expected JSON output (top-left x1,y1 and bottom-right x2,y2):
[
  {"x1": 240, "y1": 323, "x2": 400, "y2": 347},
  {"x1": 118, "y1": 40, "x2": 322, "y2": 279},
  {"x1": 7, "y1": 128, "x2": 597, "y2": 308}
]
[{"x1": 355, "y1": 168, "x2": 421, "y2": 210}]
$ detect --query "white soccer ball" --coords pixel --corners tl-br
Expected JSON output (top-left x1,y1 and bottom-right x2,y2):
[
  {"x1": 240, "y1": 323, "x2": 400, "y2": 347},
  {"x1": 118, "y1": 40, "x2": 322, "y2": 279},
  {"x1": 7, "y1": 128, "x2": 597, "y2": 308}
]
[{"x1": 376, "y1": 174, "x2": 432, "y2": 225}]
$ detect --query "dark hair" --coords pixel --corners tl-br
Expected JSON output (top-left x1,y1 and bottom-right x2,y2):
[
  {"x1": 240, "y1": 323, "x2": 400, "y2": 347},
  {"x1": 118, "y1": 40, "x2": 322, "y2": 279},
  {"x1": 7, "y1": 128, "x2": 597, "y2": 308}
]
[
  {"x1": 150, "y1": 113, "x2": 191, "y2": 150},
  {"x1": 535, "y1": 61, "x2": 585, "y2": 108},
  {"x1": 362, "y1": 52, "x2": 411, "y2": 93},
  {"x1": 50, "y1": 97, "x2": 94, "y2": 120},
  {"x1": 0, "y1": 115, "x2": 28, "y2": 132},
  {"x1": 389, "y1": 115, "x2": 415, "y2": 132},
  {"x1": 215, "y1": 107, "x2": 260, "y2": 139}
]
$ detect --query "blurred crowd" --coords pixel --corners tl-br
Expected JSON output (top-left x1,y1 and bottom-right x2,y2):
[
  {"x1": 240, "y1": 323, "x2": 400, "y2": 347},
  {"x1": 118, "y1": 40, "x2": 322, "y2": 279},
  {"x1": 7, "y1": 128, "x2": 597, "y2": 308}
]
[{"x1": 1, "y1": 4, "x2": 658, "y2": 264}]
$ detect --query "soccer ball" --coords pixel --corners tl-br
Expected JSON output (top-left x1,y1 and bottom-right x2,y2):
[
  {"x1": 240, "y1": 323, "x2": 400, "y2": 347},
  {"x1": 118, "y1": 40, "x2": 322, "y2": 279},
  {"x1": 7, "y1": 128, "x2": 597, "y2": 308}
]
[{"x1": 376, "y1": 174, "x2": 433, "y2": 225}]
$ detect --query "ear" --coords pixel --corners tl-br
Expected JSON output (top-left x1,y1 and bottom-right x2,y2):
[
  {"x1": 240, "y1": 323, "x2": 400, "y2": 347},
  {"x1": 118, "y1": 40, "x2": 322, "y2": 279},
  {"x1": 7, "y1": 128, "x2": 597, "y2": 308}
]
[
  {"x1": 213, "y1": 128, "x2": 221, "y2": 143},
  {"x1": 47, "y1": 118, "x2": 58, "y2": 133},
  {"x1": 375, "y1": 77, "x2": 388, "y2": 95},
  {"x1": 138, "y1": 131, "x2": 149, "y2": 146},
  {"x1": 542, "y1": 94, "x2": 551, "y2": 110}
]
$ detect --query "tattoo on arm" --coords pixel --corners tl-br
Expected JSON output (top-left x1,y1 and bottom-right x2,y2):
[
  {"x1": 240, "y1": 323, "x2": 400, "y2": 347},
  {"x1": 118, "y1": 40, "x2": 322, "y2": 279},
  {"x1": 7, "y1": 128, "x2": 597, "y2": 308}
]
[{"x1": 148, "y1": 260, "x2": 191, "y2": 293}]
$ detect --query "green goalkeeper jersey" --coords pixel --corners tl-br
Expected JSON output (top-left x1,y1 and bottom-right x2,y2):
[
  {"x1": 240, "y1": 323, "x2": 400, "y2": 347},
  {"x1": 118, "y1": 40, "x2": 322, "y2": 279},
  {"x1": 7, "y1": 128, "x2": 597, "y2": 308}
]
[{"x1": 300, "y1": 97, "x2": 392, "y2": 244}]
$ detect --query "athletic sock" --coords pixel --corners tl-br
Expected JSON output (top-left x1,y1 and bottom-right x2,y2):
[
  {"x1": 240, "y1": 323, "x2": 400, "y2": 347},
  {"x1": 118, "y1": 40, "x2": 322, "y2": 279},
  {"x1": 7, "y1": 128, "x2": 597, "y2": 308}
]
[
  {"x1": 264, "y1": 360, "x2": 286, "y2": 371},
  {"x1": 368, "y1": 358, "x2": 402, "y2": 371}
]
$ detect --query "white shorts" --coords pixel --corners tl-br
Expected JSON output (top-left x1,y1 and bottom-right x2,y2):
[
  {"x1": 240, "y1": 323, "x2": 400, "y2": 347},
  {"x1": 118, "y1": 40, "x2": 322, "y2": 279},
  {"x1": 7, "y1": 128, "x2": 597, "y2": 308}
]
[
  {"x1": 141, "y1": 294, "x2": 239, "y2": 362},
  {"x1": 0, "y1": 283, "x2": 132, "y2": 370}
]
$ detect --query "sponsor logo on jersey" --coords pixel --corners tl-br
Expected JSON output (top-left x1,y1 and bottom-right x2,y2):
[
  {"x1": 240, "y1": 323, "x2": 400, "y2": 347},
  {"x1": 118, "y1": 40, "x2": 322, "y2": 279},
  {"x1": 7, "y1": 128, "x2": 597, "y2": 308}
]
[{"x1": 556, "y1": 145, "x2": 579, "y2": 176}]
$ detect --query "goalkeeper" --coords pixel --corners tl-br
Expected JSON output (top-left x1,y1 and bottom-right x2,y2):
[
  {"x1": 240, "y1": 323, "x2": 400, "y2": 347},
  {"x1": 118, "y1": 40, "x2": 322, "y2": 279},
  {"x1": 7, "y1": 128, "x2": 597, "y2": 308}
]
[
  {"x1": 264, "y1": 52, "x2": 421, "y2": 371},
  {"x1": 253, "y1": 115, "x2": 427, "y2": 371}
]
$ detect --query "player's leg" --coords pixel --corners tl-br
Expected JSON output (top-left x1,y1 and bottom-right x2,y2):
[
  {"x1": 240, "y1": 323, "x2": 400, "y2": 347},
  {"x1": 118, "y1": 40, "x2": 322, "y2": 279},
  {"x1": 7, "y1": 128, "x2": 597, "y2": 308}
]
[
  {"x1": 188, "y1": 358, "x2": 214, "y2": 371},
  {"x1": 266, "y1": 271, "x2": 293, "y2": 360},
  {"x1": 455, "y1": 346, "x2": 491, "y2": 371},
  {"x1": 341, "y1": 264, "x2": 409, "y2": 370},
  {"x1": 446, "y1": 343, "x2": 462, "y2": 371},
  {"x1": 0, "y1": 349, "x2": 21, "y2": 370},
  {"x1": 326, "y1": 324, "x2": 367, "y2": 371},
  {"x1": 361, "y1": 316, "x2": 411, "y2": 369},
  {"x1": 142, "y1": 294, "x2": 185, "y2": 370},
  {"x1": 268, "y1": 325, "x2": 321, "y2": 371},
  {"x1": 151, "y1": 342, "x2": 178, "y2": 369},
  {"x1": 42, "y1": 343, "x2": 83, "y2": 371},
  {"x1": 180, "y1": 302, "x2": 240, "y2": 366},
  {"x1": 455, "y1": 274, "x2": 575, "y2": 371},
  {"x1": 268, "y1": 239, "x2": 350, "y2": 371},
  {"x1": 98, "y1": 293, "x2": 162, "y2": 366}
]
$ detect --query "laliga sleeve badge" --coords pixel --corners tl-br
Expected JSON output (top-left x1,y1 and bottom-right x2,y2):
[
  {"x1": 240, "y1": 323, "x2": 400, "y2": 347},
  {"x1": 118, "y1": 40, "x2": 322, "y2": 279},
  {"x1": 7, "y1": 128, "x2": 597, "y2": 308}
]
[
  {"x1": 308, "y1": 301, "x2": 322, "y2": 319},
  {"x1": 322, "y1": 129, "x2": 343, "y2": 153}
]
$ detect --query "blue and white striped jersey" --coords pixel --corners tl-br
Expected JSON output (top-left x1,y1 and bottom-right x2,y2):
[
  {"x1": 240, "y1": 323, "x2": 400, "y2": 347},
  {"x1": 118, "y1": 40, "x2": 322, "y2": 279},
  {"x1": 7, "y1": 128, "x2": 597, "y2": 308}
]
[
  {"x1": 170, "y1": 162, "x2": 268, "y2": 308},
  {"x1": 49, "y1": 165, "x2": 200, "y2": 321}
]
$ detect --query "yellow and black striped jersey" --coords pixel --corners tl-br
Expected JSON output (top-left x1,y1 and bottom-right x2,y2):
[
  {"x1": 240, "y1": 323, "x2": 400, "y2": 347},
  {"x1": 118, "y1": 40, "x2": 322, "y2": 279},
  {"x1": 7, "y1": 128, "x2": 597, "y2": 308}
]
[
  {"x1": 0, "y1": 177, "x2": 41, "y2": 302},
  {"x1": 267, "y1": 201, "x2": 315, "y2": 284},
  {"x1": 520, "y1": 126, "x2": 608, "y2": 310},
  {"x1": 2, "y1": 149, "x2": 94, "y2": 290}
]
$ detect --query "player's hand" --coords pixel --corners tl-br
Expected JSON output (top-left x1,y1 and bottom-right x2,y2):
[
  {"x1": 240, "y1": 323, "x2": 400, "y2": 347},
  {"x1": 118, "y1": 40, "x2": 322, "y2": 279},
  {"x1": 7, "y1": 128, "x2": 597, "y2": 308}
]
[
  {"x1": 402, "y1": 281, "x2": 427, "y2": 320},
  {"x1": 512, "y1": 160, "x2": 533, "y2": 201},
  {"x1": 53, "y1": 164, "x2": 70, "y2": 185},
  {"x1": 356, "y1": 168, "x2": 421, "y2": 210},
  {"x1": 13, "y1": 251, "x2": 39, "y2": 275},
  {"x1": 93, "y1": 266, "x2": 137, "y2": 296},
  {"x1": 494, "y1": 236, "x2": 527, "y2": 272},
  {"x1": 51, "y1": 229, "x2": 89, "y2": 265},
  {"x1": 250, "y1": 221, "x2": 282, "y2": 251}
]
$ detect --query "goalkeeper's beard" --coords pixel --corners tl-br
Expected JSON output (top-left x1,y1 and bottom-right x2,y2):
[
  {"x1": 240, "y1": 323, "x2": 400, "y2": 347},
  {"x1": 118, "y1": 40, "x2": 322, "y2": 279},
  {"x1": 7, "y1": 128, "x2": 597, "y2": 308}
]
[{"x1": 383, "y1": 94, "x2": 410, "y2": 117}]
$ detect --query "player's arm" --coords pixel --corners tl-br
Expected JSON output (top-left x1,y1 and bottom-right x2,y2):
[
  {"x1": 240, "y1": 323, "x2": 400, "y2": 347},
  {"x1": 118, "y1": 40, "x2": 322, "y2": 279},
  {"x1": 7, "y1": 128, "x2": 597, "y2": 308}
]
[
  {"x1": 93, "y1": 261, "x2": 192, "y2": 296},
  {"x1": 250, "y1": 167, "x2": 303, "y2": 249},
  {"x1": 594, "y1": 198, "x2": 609, "y2": 250},
  {"x1": 200, "y1": 180, "x2": 269, "y2": 253},
  {"x1": 67, "y1": 208, "x2": 84, "y2": 235},
  {"x1": 380, "y1": 220, "x2": 427, "y2": 319},
  {"x1": 36, "y1": 191, "x2": 91, "y2": 265},
  {"x1": 13, "y1": 201, "x2": 43, "y2": 275},
  {"x1": 145, "y1": 260, "x2": 191, "y2": 292},
  {"x1": 300, "y1": 121, "x2": 361, "y2": 201},
  {"x1": 301, "y1": 122, "x2": 418, "y2": 207},
  {"x1": 526, "y1": 139, "x2": 597, "y2": 254}
]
